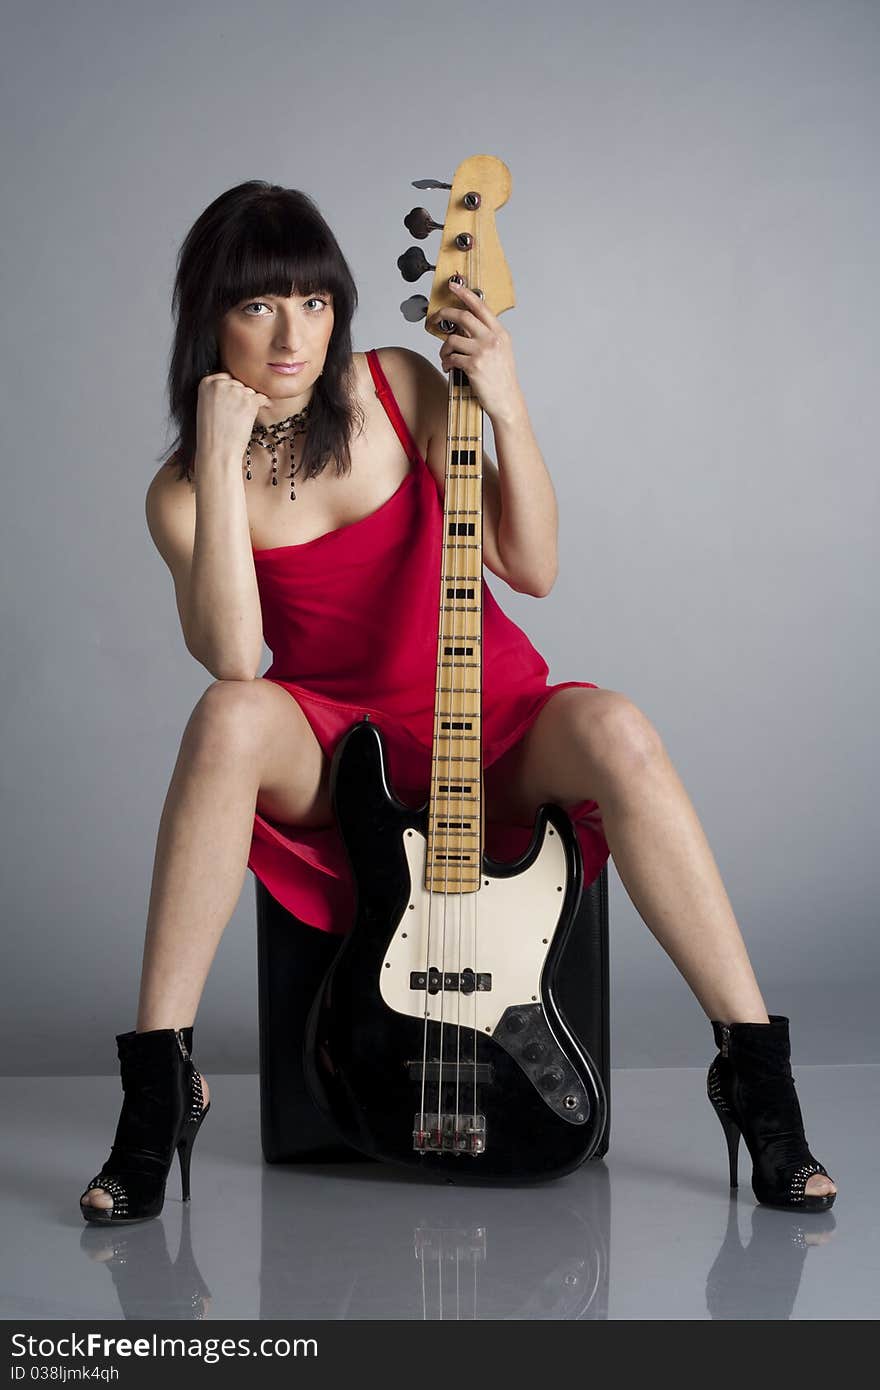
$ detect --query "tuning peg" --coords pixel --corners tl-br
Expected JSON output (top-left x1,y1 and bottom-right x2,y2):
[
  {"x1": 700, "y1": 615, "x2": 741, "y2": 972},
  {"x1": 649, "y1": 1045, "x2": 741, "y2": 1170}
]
[
  {"x1": 397, "y1": 247, "x2": 435, "y2": 283},
  {"x1": 412, "y1": 178, "x2": 452, "y2": 189},
  {"x1": 404, "y1": 207, "x2": 443, "y2": 239},
  {"x1": 400, "y1": 294, "x2": 429, "y2": 322}
]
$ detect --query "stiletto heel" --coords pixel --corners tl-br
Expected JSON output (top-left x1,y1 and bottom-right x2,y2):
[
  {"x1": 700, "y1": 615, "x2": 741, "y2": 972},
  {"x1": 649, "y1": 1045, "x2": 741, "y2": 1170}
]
[
  {"x1": 705, "y1": 1015, "x2": 836, "y2": 1212},
  {"x1": 176, "y1": 1097, "x2": 211, "y2": 1203},
  {"x1": 713, "y1": 1107, "x2": 741, "y2": 1189},
  {"x1": 79, "y1": 1026, "x2": 210, "y2": 1225}
]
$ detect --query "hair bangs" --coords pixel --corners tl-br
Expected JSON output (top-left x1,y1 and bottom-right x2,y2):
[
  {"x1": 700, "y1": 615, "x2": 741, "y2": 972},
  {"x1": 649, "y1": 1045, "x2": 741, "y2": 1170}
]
[{"x1": 215, "y1": 203, "x2": 342, "y2": 316}]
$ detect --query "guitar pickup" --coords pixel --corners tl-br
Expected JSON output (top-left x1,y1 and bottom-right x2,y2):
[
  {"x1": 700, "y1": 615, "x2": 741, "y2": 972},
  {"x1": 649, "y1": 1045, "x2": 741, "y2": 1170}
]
[
  {"x1": 409, "y1": 967, "x2": 492, "y2": 994},
  {"x1": 406, "y1": 1060, "x2": 494, "y2": 1084}
]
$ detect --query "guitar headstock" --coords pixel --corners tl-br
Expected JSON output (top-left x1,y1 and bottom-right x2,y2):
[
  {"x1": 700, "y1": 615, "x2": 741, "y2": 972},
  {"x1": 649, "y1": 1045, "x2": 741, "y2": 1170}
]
[{"x1": 398, "y1": 154, "x2": 515, "y2": 337}]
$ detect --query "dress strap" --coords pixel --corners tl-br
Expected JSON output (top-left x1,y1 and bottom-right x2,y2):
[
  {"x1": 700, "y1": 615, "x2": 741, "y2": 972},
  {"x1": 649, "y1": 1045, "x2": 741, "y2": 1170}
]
[{"x1": 365, "y1": 348, "x2": 424, "y2": 466}]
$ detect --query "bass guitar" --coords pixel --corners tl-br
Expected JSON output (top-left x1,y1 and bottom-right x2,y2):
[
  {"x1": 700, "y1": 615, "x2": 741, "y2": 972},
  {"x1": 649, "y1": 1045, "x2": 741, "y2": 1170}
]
[{"x1": 304, "y1": 154, "x2": 607, "y2": 1183}]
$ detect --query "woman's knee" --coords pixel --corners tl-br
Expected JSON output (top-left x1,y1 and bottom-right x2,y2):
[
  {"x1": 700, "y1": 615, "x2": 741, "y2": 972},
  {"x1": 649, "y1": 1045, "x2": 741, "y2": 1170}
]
[
  {"x1": 577, "y1": 689, "x2": 665, "y2": 782},
  {"x1": 184, "y1": 678, "x2": 279, "y2": 761}
]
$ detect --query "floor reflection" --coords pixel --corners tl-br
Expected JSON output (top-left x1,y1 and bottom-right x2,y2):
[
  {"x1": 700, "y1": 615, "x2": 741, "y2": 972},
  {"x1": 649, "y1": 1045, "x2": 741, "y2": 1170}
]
[
  {"x1": 256, "y1": 1160, "x2": 611, "y2": 1320},
  {"x1": 705, "y1": 1201, "x2": 837, "y2": 1320},
  {"x1": 79, "y1": 1204, "x2": 212, "y2": 1321},
  {"x1": 72, "y1": 1155, "x2": 841, "y2": 1321}
]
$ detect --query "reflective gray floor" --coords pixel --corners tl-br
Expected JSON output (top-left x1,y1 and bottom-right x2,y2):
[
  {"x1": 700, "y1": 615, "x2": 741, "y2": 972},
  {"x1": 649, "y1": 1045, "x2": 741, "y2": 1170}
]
[{"x1": 1, "y1": 1066, "x2": 875, "y2": 1320}]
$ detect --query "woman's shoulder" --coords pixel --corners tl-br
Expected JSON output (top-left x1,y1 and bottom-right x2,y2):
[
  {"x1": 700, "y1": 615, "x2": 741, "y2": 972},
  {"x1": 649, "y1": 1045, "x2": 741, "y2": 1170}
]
[
  {"x1": 358, "y1": 344, "x2": 446, "y2": 433},
  {"x1": 362, "y1": 343, "x2": 438, "y2": 383}
]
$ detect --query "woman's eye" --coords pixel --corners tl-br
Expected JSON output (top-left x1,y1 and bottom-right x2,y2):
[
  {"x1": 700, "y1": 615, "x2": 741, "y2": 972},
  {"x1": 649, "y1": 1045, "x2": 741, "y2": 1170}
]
[{"x1": 243, "y1": 297, "x2": 328, "y2": 315}]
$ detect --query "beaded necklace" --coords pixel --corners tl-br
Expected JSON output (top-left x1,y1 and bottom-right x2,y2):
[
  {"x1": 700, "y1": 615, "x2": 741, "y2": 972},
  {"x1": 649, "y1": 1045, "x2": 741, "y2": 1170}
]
[{"x1": 245, "y1": 403, "x2": 311, "y2": 501}]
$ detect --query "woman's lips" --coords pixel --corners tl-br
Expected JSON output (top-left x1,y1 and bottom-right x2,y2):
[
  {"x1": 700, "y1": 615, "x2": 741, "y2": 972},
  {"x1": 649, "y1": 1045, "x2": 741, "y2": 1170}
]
[{"x1": 268, "y1": 362, "x2": 306, "y2": 375}]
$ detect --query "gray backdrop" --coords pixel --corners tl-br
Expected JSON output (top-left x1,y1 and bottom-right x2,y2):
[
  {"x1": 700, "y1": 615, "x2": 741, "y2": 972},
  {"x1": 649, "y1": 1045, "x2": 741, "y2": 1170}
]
[{"x1": 2, "y1": 0, "x2": 877, "y2": 1073}]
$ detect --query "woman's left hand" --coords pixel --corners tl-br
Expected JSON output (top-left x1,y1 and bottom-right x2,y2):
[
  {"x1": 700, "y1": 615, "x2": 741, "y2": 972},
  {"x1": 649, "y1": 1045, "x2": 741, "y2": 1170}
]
[{"x1": 434, "y1": 282, "x2": 525, "y2": 424}]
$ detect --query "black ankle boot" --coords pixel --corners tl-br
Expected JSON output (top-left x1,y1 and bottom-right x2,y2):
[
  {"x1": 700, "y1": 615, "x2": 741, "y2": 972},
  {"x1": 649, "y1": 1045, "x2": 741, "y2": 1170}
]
[
  {"x1": 79, "y1": 1026, "x2": 210, "y2": 1225},
  {"x1": 706, "y1": 1014, "x2": 836, "y2": 1212}
]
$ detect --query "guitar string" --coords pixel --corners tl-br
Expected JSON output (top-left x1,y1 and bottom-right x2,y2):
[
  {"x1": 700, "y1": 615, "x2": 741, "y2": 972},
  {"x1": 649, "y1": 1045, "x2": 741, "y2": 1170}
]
[
  {"x1": 418, "y1": 359, "x2": 447, "y2": 1144},
  {"x1": 420, "y1": 247, "x2": 482, "y2": 1153},
  {"x1": 455, "y1": 247, "x2": 478, "y2": 1142},
  {"x1": 434, "y1": 299, "x2": 459, "y2": 1149},
  {"x1": 418, "y1": 311, "x2": 459, "y2": 1147},
  {"x1": 453, "y1": 251, "x2": 480, "y2": 1149},
  {"x1": 450, "y1": 246, "x2": 480, "y2": 1147},
  {"x1": 435, "y1": 263, "x2": 476, "y2": 1150},
  {"x1": 472, "y1": 234, "x2": 482, "y2": 1140},
  {"x1": 448, "y1": 246, "x2": 481, "y2": 1147},
  {"x1": 452, "y1": 270, "x2": 468, "y2": 1143}
]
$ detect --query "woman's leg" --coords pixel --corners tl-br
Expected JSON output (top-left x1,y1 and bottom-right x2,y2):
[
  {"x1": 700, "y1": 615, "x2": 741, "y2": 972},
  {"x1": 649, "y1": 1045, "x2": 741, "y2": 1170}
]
[
  {"x1": 482, "y1": 685, "x2": 836, "y2": 1199},
  {"x1": 134, "y1": 678, "x2": 331, "y2": 1032},
  {"x1": 82, "y1": 678, "x2": 331, "y2": 1210}
]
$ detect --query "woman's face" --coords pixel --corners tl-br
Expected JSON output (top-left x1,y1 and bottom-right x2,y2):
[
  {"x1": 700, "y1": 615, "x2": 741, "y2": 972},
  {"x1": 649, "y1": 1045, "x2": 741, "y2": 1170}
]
[{"x1": 216, "y1": 288, "x2": 335, "y2": 422}]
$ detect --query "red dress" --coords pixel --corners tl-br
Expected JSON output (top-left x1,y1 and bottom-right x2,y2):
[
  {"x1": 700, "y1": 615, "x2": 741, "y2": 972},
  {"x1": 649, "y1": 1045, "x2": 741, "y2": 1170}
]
[{"x1": 247, "y1": 348, "x2": 610, "y2": 934}]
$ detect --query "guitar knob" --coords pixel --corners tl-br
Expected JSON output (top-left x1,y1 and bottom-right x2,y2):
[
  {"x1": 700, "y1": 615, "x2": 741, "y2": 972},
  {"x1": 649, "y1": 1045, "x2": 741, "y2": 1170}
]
[
  {"x1": 404, "y1": 207, "x2": 444, "y2": 238},
  {"x1": 400, "y1": 294, "x2": 429, "y2": 323},
  {"x1": 538, "y1": 1067, "x2": 565, "y2": 1092},
  {"x1": 522, "y1": 1039, "x2": 548, "y2": 1063},
  {"x1": 504, "y1": 1011, "x2": 528, "y2": 1034},
  {"x1": 397, "y1": 246, "x2": 435, "y2": 283}
]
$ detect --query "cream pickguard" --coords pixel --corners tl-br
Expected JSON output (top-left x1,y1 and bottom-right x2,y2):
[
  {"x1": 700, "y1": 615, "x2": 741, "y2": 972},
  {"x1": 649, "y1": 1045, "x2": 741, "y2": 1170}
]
[{"x1": 380, "y1": 818, "x2": 569, "y2": 1035}]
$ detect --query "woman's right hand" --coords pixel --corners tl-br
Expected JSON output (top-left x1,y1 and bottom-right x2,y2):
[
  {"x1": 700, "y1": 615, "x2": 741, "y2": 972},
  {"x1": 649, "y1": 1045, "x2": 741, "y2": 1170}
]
[{"x1": 195, "y1": 372, "x2": 272, "y2": 462}]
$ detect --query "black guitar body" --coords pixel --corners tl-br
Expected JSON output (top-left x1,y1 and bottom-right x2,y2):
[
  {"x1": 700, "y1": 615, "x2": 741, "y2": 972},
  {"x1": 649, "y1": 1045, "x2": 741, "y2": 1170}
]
[{"x1": 303, "y1": 718, "x2": 608, "y2": 1185}]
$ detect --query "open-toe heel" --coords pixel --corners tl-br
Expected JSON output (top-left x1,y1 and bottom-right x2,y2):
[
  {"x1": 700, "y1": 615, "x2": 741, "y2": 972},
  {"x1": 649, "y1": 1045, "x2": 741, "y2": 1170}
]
[
  {"x1": 706, "y1": 1015, "x2": 836, "y2": 1213},
  {"x1": 79, "y1": 1026, "x2": 210, "y2": 1225}
]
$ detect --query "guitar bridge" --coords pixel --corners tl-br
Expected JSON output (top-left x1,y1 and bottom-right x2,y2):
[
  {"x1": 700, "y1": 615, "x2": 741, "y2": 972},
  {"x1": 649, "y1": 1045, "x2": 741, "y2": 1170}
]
[{"x1": 413, "y1": 1113, "x2": 486, "y2": 1154}]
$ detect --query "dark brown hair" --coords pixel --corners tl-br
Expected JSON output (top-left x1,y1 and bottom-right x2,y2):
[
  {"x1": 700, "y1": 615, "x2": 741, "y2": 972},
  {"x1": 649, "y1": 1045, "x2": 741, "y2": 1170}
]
[{"x1": 158, "y1": 180, "x2": 364, "y2": 484}]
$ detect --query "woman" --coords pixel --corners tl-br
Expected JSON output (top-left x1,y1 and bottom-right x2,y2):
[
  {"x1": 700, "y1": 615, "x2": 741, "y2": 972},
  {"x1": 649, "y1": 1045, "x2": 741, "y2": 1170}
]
[{"x1": 80, "y1": 180, "x2": 836, "y2": 1223}]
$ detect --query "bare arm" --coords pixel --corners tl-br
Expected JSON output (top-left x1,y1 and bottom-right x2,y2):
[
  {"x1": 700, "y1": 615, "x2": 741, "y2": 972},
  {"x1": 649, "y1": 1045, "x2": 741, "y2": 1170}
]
[
  {"x1": 146, "y1": 449, "x2": 264, "y2": 681},
  {"x1": 396, "y1": 345, "x2": 556, "y2": 597}
]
